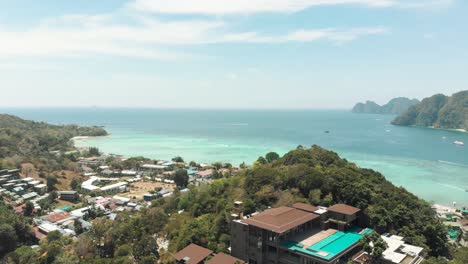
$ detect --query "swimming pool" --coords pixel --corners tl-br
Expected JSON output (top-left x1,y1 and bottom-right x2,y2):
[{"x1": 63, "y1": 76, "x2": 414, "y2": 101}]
[{"x1": 281, "y1": 228, "x2": 373, "y2": 261}]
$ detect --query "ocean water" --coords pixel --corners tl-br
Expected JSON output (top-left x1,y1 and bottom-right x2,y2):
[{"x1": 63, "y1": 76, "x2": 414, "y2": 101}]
[{"x1": 3, "y1": 108, "x2": 468, "y2": 206}]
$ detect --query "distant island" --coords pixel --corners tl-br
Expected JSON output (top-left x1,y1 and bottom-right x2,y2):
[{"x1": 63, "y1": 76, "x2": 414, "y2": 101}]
[
  {"x1": 392, "y1": 90, "x2": 468, "y2": 131},
  {"x1": 352, "y1": 97, "x2": 420, "y2": 115}
]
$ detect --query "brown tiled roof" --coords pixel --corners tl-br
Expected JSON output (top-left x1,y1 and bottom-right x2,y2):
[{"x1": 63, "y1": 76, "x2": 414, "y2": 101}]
[
  {"x1": 206, "y1": 253, "x2": 245, "y2": 264},
  {"x1": 460, "y1": 219, "x2": 468, "y2": 231},
  {"x1": 243, "y1": 206, "x2": 319, "y2": 234},
  {"x1": 174, "y1": 244, "x2": 213, "y2": 264},
  {"x1": 32, "y1": 226, "x2": 47, "y2": 240},
  {"x1": 328, "y1": 204, "x2": 360, "y2": 215},
  {"x1": 196, "y1": 169, "x2": 213, "y2": 177},
  {"x1": 292, "y1": 203, "x2": 319, "y2": 213},
  {"x1": 43, "y1": 211, "x2": 73, "y2": 223}
]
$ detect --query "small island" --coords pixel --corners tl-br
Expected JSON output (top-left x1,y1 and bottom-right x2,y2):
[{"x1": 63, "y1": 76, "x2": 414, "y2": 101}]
[
  {"x1": 352, "y1": 97, "x2": 420, "y2": 115},
  {"x1": 392, "y1": 90, "x2": 468, "y2": 131}
]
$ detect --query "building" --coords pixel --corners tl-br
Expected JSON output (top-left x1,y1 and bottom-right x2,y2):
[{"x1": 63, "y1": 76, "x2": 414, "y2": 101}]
[
  {"x1": 206, "y1": 253, "x2": 245, "y2": 264},
  {"x1": 34, "y1": 184, "x2": 47, "y2": 195},
  {"x1": 195, "y1": 169, "x2": 213, "y2": 178},
  {"x1": 58, "y1": 191, "x2": 79, "y2": 202},
  {"x1": 231, "y1": 203, "x2": 372, "y2": 264},
  {"x1": 174, "y1": 243, "x2": 213, "y2": 264},
  {"x1": 379, "y1": 235, "x2": 424, "y2": 264}
]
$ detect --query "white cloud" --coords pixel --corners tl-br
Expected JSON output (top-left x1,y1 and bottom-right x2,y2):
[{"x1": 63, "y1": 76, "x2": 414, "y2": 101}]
[
  {"x1": 129, "y1": 0, "x2": 452, "y2": 14},
  {"x1": 0, "y1": 13, "x2": 387, "y2": 60},
  {"x1": 220, "y1": 27, "x2": 389, "y2": 44}
]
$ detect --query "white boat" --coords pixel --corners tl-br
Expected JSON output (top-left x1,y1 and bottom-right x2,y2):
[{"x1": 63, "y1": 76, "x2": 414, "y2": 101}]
[{"x1": 453, "y1": 141, "x2": 465, "y2": 146}]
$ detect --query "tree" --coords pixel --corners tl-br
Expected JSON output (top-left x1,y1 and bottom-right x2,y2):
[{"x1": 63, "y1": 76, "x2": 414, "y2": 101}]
[
  {"x1": 308, "y1": 189, "x2": 321, "y2": 205},
  {"x1": 0, "y1": 224, "x2": 18, "y2": 256},
  {"x1": 133, "y1": 236, "x2": 159, "y2": 261},
  {"x1": 174, "y1": 169, "x2": 189, "y2": 188},
  {"x1": 256, "y1": 156, "x2": 267, "y2": 165},
  {"x1": 361, "y1": 232, "x2": 388, "y2": 261},
  {"x1": 172, "y1": 156, "x2": 184, "y2": 163},
  {"x1": 70, "y1": 178, "x2": 79, "y2": 190},
  {"x1": 265, "y1": 152, "x2": 280, "y2": 163},
  {"x1": 23, "y1": 201, "x2": 34, "y2": 216},
  {"x1": 189, "y1": 161, "x2": 197, "y2": 167},
  {"x1": 47, "y1": 230, "x2": 62, "y2": 243},
  {"x1": 6, "y1": 245, "x2": 37, "y2": 264},
  {"x1": 114, "y1": 244, "x2": 132, "y2": 258},
  {"x1": 213, "y1": 162, "x2": 223, "y2": 170},
  {"x1": 88, "y1": 147, "x2": 100, "y2": 156},
  {"x1": 47, "y1": 175, "x2": 58, "y2": 192},
  {"x1": 239, "y1": 162, "x2": 246, "y2": 169},
  {"x1": 74, "y1": 219, "x2": 84, "y2": 235}
]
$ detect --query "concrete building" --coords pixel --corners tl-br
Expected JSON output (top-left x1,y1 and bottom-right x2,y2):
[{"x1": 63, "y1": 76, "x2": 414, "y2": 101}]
[
  {"x1": 34, "y1": 184, "x2": 47, "y2": 195},
  {"x1": 58, "y1": 191, "x2": 79, "y2": 202},
  {"x1": 231, "y1": 203, "x2": 371, "y2": 264}
]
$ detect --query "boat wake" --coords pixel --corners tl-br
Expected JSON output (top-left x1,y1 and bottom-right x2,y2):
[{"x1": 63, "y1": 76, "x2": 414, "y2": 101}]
[
  {"x1": 436, "y1": 182, "x2": 467, "y2": 192},
  {"x1": 437, "y1": 160, "x2": 468, "y2": 168}
]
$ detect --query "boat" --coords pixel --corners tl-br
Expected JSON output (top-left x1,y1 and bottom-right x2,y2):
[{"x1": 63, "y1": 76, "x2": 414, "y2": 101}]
[
  {"x1": 324, "y1": 130, "x2": 330, "y2": 134},
  {"x1": 453, "y1": 141, "x2": 465, "y2": 146}
]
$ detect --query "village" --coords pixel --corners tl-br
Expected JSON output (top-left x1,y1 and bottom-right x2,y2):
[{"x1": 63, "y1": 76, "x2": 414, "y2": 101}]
[{"x1": 0, "y1": 153, "x2": 240, "y2": 252}]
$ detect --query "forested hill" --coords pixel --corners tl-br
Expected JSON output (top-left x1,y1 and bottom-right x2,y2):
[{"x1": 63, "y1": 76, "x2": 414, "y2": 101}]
[
  {"x1": 0, "y1": 114, "x2": 107, "y2": 165},
  {"x1": 164, "y1": 146, "x2": 449, "y2": 258},
  {"x1": 392, "y1": 90, "x2": 468, "y2": 130},
  {"x1": 352, "y1": 97, "x2": 420, "y2": 114}
]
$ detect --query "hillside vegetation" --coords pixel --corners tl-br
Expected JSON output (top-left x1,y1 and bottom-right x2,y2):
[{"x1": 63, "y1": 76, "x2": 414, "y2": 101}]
[
  {"x1": 392, "y1": 91, "x2": 468, "y2": 130},
  {"x1": 0, "y1": 114, "x2": 107, "y2": 170},
  {"x1": 352, "y1": 97, "x2": 420, "y2": 115}
]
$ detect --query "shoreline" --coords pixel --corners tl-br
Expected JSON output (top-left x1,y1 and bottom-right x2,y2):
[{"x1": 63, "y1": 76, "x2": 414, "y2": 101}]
[{"x1": 71, "y1": 134, "x2": 111, "y2": 141}]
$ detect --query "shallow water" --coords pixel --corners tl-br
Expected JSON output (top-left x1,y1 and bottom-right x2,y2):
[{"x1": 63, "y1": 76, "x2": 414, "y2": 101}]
[{"x1": 3, "y1": 108, "x2": 468, "y2": 206}]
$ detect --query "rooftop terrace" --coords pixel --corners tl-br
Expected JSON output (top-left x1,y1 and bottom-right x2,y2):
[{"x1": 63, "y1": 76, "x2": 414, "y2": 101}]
[{"x1": 243, "y1": 206, "x2": 319, "y2": 234}]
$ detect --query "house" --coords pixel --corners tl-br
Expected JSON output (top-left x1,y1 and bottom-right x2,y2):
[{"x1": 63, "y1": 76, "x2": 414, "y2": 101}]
[
  {"x1": 141, "y1": 164, "x2": 166, "y2": 171},
  {"x1": 143, "y1": 193, "x2": 156, "y2": 202},
  {"x1": 58, "y1": 191, "x2": 79, "y2": 202},
  {"x1": 42, "y1": 211, "x2": 76, "y2": 224},
  {"x1": 34, "y1": 184, "x2": 47, "y2": 195},
  {"x1": 22, "y1": 192, "x2": 38, "y2": 200},
  {"x1": 326, "y1": 204, "x2": 362, "y2": 231},
  {"x1": 174, "y1": 243, "x2": 213, "y2": 264},
  {"x1": 231, "y1": 203, "x2": 371, "y2": 264},
  {"x1": 195, "y1": 169, "x2": 213, "y2": 178}
]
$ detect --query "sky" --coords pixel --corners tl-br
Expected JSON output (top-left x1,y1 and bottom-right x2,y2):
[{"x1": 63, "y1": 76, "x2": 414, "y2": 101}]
[{"x1": 0, "y1": 0, "x2": 467, "y2": 109}]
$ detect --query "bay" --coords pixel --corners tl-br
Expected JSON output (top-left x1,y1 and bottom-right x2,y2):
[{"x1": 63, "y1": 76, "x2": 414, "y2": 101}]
[{"x1": 3, "y1": 108, "x2": 468, "y2": 207}]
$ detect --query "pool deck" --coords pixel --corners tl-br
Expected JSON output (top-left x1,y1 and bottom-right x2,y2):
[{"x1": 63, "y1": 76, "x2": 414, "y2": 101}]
[{"x1": 281, "y1": 227, "x2": 373, "y2": 261}]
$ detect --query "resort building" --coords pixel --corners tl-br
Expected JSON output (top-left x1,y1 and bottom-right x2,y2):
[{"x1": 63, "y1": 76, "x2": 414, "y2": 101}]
[{"x1": 231, "y1": 203, "x2": 372, "y2": 264}]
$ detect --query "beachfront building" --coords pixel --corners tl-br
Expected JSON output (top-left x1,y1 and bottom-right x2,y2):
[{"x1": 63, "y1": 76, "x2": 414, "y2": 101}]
[{"x1": 231, "y1": 203, "x2": 372, "y2": 264}]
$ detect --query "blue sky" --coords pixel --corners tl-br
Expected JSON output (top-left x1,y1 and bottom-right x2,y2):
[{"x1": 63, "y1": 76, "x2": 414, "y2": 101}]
[{"x1": 0, "y1": 0, "x2": 467, "y2": 109}]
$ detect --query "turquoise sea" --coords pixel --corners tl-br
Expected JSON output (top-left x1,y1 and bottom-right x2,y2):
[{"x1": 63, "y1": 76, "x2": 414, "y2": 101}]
[{"x1": 3, "y1": 108, "x2": 468, "y2": 206}]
